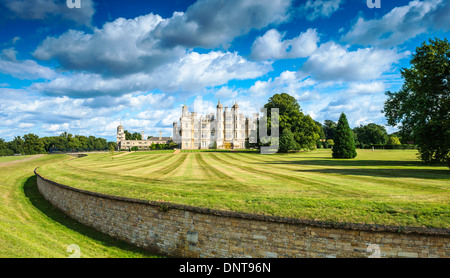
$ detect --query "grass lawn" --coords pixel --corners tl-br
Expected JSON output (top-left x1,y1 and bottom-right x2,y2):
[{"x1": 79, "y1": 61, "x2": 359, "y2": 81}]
[
  {"x1": 0, "y1": 154, "x2": 158, "y2": 258},
  {"x1": 37, "y1": 149, "x2": 450, "y2": 229},
  {"x1": 0, "y1": 155, "x2": 34, "y2": 163}
]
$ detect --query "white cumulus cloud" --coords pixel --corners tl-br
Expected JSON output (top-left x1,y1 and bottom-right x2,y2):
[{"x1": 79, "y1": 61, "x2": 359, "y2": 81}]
[
  {"x1": 301, "y1": 42, "x2": 408, "y2": 82},
  {"x1": 32, "y1": 51, "x2": 271, "y2": 97},
  {"x1": 342, "y1": 0, "x2": 450, "y2": 47},
  {"x1": 250, "y1": 28, "x2": 319, "y2": 60},
  {"x1": 0, "y1": 48, "x2": 56, "y2": 80}
]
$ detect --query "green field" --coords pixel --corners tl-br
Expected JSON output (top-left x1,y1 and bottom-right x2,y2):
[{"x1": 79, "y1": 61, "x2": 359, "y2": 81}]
[
  {"x1": 37, "y1": 149, "x2": 450, "y2": 229},
  {"x1": 0, "y1": 155, "x2": 34, "y2": 163},
  {"x1": 0, "y1": 154, "x2": 158, "y2": 258}
]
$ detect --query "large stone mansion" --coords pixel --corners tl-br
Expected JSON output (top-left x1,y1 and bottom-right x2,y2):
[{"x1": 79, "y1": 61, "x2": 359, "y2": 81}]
[{"x1": 172, "y1": 101, "x2": 258, "y2": 150}]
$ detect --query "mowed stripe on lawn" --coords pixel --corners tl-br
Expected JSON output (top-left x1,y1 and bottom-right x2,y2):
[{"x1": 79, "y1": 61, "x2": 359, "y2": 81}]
[
  {"x1": 212, "y1": 152, "x2": 361, "y2": 197},
  {"x1": 217, "y1": 152, "x2": 419, "y2": 200},
  {"x1": 236, "y1": 152, "x2": 449, "y2": 202},
  {"x1": 194, "y1": 153, "x2": 243, "y2": 190}
]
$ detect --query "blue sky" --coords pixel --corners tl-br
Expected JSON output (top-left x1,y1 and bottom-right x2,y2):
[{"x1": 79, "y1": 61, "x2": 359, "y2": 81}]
[{"x1": 0, "y1": 0, "x2": 449, "y2": 142}]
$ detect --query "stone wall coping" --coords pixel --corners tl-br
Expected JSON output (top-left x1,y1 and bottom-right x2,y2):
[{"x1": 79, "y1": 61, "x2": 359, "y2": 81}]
[{"x1": 34, "y1": 168, "x2": 450, "y2": 237}]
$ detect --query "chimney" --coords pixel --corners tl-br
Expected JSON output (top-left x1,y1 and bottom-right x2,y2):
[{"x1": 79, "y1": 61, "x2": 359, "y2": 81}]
[{"x1": 159, "y1": 131, "x2": 162, "y2": 140}]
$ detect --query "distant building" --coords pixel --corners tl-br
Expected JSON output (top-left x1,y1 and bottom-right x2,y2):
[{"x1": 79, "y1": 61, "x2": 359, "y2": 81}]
[
  {"x1": 116, "y1": 125, "x2": 172, "y2": 150},
  {"x1": 172, "y1": 101, "x2": 258, "y2": 150}
]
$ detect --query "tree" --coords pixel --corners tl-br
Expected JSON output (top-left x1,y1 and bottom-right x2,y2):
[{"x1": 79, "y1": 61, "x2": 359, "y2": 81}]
[
  {"x1": 0, "y1": 138, "x2": 14, "y2": 156},
  {"x1": 326, "y1": 139, "x2": 334, "y2": 148},
  {"x1": 387, "y1": 135, "x2": 401, "y2": 146},
  {"x1": 94, "y1": 137, "x2": 107, "y2": 150},
  {"x1": 124, "y1": 130, "x2": 132, "y2": 140},
  {"x1": 68, "y1": 136, "x2": 81, "y2": 151},
  {"x1": 353, "y1": 123, "x2": 388, "y2": 146},
  {"x1": 383, "y1": 38, "x2": 450, "y2": 163},
  {"x1": 131, "y1": 132, "x2": 142, "y2": 140},
  {"x1": 0, "y1": 138, "x2": 6, "y2": 150},
  {"x1": 314, "y1": 120, "x2": 325, "y2": 139},
  {"x1": 60, "y1": 132, "x2": 69, "y2": 139},
  {"x1": 323, "y1": 120, "x2": 337, "y2": 140},
  {"x1": 332, "y1": 113, "x2": 357, "y2": 159},
  {"x1": 264, "y1": 93, "x2": 321, "y2": 150},
  {"x1": 124, "y1": 130, "x2": 142, "y2": 141},
  {"x1": 108, "y1": 141, "x2": 117, "y2": 151},
  {"x1": 22, "y1": 134, "x2": 45, "y2": 155},
  {"x1": 109, "y1": 143, "x2": 115, "y2": 155},
  {"x1": 8, "y1": 136, "x2": 24, "y2": 154},
  {"x1": 279, "y1": 128, "x2": 297, "y2": 153},
  {"x1": 297, "y1": 115, "x2": 321, "y2": 150},
  {"x1": 391, "y1": 131, "x2": 412, "y2": 144}
]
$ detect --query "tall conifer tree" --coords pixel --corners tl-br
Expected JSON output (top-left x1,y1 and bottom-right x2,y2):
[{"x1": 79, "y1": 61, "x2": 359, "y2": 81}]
[{"x1": 332, "y1": 113, "x2": 357, "y2": 159}]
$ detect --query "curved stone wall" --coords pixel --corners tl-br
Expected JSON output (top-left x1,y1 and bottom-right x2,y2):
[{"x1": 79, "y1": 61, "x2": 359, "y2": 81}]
[{"x1": 35, "y1": 170, "x2": 449, "y2": 258}]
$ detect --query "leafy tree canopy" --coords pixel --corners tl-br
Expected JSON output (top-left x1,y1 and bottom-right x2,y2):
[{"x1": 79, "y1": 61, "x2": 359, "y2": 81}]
[
  {"x1": 353, "y1": 123, "x2": 388, "y2": 146},
  {"x1": 279, "y1": 128, "x2": 297, "y2": 153},
  {"x1": 323, "y1": 120, "x2": 337, "y2": 140},
  {"x1": 383, "y1": 38, "x2": 450, "y2": 163},
  {"x1": 387, "y1": 135, "x2": 402, "y2": 145},
  {"x1": 264, "y1": 93, "x2": 321, "y2": 150},
  {"x1": 0, "y1": 132, "x2": 114, "y2": 155},
  {"x1": 124, "y1": 130, "x2": 142, "y2": 140}
]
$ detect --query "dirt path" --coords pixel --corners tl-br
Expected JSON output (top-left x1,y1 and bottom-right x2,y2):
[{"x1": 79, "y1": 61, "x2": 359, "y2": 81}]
[
  {"x1": 173, "y1": 149, "x2": 181, "y2": 154},
  {"x1": 0, "y1": 155, "x2": 44, "y2": 168}
]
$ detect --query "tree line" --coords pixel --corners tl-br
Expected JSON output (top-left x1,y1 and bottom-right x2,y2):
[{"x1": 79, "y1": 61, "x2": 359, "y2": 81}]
[
  {"x1": 0, "y1": 132, "x2": 117, "y2": 156},
  {"x1": 317, "y1": 121, "x2": 413, "y2": 149},
  {"x1": 251, "y1": 93, "x2": 412, "y2": 154},
  {"x1": 258, "y1": 38, "x2": 449, "y2": 165}
]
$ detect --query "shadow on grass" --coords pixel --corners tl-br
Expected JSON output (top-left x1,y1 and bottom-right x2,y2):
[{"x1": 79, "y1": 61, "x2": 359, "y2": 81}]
[
  {"x1": 22, "y1": 175, "x2": 160, "y2": 258},
  {"x1": 264, "y1": 158, "x2": 447, "y2": 167},
  {"x1": 293, "y1": 168, "x2": 450, "y2": 179},
  {"x1": 255, "y1": 159, "x2": 449, "y2": 179}
]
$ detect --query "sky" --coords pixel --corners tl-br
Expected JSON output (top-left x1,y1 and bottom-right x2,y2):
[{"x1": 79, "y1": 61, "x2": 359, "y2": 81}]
[{"x1": 0, "y1": 0, "x2": 449, "y2": 142}]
